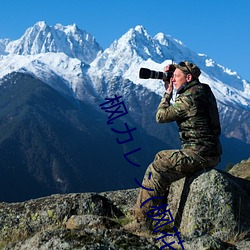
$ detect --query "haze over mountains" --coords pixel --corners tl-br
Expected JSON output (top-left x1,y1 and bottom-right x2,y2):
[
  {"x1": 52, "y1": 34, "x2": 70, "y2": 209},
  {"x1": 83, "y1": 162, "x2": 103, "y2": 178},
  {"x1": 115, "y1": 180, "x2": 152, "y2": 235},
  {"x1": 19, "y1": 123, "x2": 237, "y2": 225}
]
[{"x1": 0, "y1": 21, "x2": 249, "y2": 202}]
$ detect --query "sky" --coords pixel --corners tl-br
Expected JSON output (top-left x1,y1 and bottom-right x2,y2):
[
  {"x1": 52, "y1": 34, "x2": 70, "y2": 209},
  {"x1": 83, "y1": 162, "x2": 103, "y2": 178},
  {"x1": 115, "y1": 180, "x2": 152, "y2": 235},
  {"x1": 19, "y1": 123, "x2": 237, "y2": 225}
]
[{"x1": 0, "y1": 0, "x2": 250, "y2": 81}]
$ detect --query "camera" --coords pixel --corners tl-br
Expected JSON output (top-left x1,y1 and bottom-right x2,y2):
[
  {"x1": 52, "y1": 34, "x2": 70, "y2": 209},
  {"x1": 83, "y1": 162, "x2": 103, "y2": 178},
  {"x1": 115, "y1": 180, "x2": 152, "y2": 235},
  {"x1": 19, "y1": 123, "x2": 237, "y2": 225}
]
[{"x1": 139, "y1": 64, "x2": 176, "y2": 82}]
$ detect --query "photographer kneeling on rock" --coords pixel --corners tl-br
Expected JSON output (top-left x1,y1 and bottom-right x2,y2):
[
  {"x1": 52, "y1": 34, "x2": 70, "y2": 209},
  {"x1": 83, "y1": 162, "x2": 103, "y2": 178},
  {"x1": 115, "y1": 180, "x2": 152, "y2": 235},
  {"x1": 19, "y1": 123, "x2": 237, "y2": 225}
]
[{"x1": 126, "y1": 61, "x2": 222, "y2": 232}]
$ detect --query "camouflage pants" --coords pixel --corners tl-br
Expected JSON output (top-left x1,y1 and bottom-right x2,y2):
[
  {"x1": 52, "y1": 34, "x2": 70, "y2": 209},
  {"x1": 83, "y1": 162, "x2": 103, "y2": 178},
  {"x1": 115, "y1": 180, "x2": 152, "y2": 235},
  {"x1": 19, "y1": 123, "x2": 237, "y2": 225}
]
[{"x1": 134, "y1": 149, "x2": 220, "y2": 221}]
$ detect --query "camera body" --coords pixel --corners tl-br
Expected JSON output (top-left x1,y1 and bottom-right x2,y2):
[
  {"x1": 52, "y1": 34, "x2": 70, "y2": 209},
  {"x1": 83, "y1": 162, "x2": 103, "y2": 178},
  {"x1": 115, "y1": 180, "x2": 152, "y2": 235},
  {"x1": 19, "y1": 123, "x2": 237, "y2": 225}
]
[{"x1": 139, "y1": 65, "x2": 176, "y2": 82}]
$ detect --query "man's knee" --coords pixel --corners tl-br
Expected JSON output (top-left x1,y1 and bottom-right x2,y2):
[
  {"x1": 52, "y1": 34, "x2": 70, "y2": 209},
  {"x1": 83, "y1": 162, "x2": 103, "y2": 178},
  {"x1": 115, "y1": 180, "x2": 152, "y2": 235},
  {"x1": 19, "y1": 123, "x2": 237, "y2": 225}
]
[{"x1": 154, "y1": 149, "x2": 176, "y2": 162}]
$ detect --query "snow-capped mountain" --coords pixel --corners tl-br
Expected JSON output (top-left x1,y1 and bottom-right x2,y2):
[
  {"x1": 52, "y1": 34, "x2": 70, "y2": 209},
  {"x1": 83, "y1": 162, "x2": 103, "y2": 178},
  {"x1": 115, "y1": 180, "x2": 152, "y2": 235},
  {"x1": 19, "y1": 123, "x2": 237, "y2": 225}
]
[
  {"x1": 0, "y1": 21, "x2": 103, "y2": 101},
  {"x1": 1, "y1": 22, "x2": 249, "y2": 110},
  {"x1": 2, "y1": 21, "x2": 102, "y2": 64},
  {"x1": 0, "y1": 21, "x2": 249, "y2": 161},
  {"x1": 89, "y1": 25, "x2": 250, "y2": 110}
]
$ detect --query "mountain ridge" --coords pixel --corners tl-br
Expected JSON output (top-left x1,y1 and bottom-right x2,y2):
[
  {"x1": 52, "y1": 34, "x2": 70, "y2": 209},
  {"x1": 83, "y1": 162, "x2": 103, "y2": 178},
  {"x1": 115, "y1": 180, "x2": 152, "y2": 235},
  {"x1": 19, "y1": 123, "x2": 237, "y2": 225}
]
[
  {"x1": 1, "y1": 22, "x2": 249, "y2": 108},
  {"x1": 88, "y1": 24, "x2": 250, "y2": 109},
  {"x1": 0, "y1": 72, "x2": 169, "y2": 202},
  {"x1": 3, "y1": 21, "x2": 102, "y2": 64}
]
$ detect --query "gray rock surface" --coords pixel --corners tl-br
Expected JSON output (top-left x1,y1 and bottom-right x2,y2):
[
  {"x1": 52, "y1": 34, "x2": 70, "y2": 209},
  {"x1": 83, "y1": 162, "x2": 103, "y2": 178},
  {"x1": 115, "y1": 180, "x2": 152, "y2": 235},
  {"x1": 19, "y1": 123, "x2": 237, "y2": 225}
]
[
  {"x1": 0, "y1": 169, "x2": 249, "y2": 249},
  {"x1": 167, "y1": 169, "x2": 250, "y2": 240}
]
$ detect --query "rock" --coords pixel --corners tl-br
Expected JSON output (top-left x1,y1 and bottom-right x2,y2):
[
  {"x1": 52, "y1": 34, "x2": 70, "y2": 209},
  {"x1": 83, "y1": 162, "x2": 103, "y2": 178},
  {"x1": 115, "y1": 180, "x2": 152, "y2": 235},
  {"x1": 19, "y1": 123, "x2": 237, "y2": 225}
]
[
  {"x1": 0, "y1": 191, "x2": 157, "y2": 249},
  {"x1": 100, "y1": 188, "x2": 139, "y2": 217},
  {"x1": 229, "y1": 158, "x2": 250, "y2": 180},
  {"x1": 0, "y1": 193, "x2": 124, "y2": 249},
  {"x1": 183, "y1": 235, "x2": 227, "y2": 250},
  {"x1": 0, "y1": 168, "x2": 250, "y2": 249},
  {"x1": 3, "y1": 228, "x2": 159, "y2": 250},
  {"x1": 65, "y1": 214, "x2": 121, "y2": 230},
  {"x1": 235, "y1": 240, "x2": 250, "y2": 250},
  {"x1": 166, "y1": 169, "x2": 250, "y2": 243}
]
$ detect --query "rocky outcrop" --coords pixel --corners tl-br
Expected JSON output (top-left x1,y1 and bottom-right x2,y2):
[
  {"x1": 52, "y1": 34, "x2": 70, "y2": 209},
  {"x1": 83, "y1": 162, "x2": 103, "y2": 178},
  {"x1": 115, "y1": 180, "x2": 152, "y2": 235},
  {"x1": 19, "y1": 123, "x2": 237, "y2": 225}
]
[
  {"x1": 166, "y1": 168, "x2": 250, "y2": 249},
  {"x1": 0, "y1": 192, "x2": 157, "y2": 249},
  {"x1": 0, "y1": 169, "x2": 250, "y2": 249},
  {"x1": 229, "y1": 158, "x2": 250, "y2": 180}
]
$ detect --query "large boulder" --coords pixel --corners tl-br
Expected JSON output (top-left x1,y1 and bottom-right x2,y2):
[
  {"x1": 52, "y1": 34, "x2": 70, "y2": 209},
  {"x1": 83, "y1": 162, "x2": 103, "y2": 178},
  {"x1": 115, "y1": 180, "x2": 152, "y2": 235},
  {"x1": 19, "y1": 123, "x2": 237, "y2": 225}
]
[
  {"x1": 166, "y1": 169, "x2": 250, "y2": 249},
  {"x1": 168, "y1": 169, "x2": 250, "y2": 237}
]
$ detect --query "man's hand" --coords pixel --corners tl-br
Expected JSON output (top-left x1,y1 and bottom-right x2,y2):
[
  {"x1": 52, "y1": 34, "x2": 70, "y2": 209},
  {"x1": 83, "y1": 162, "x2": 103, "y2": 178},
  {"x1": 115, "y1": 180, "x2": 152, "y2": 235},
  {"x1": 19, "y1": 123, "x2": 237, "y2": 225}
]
[{"x1": 163, "y1": 65, "x2": 174, "y2": 94}]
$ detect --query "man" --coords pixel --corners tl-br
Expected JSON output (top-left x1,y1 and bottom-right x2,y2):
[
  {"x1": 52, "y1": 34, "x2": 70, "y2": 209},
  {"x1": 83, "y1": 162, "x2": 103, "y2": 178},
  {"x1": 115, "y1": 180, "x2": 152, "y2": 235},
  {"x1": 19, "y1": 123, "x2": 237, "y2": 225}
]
[{"x1": 127, "y1": 61, "x2": 222, "y2": 231}]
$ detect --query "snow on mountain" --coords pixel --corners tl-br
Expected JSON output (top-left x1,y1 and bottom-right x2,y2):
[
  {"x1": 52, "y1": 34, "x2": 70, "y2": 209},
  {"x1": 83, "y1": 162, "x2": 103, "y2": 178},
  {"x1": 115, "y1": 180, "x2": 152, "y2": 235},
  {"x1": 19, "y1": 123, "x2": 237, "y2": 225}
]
[
  {"x1": 0, "y1": 22, "x2": 249, "y2": 112},
  {"x1": 88, "y1": 26, "x2": 167, "y2": 83},
  {"x1": 0, "y1": 53, "x2": 87, "y2": 97},
  {"x1": 0, "y1": 39, "x2": 9, "y2": 55},
  {"x1": 89, "y1": 25, "x2": 250, "y2": 110},
  {"x1": 0, "y1": 22, "x2": 104, "y2": 100},
  {"x1": 4, "y1": 21, "x2": 102, "y2": 64}
]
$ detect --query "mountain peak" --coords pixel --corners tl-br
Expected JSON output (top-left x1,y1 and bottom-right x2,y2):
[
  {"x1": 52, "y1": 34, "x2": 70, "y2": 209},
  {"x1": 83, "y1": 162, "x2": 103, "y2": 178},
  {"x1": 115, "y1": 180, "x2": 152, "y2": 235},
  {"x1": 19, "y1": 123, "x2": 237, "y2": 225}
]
[
  {"x1": 34, "y1": 21, "x2": 48, "y2": 29},
  {"x1": 134, "y1": 25, "x2": 147, "y2": 34},
  {"x1": 54, "y1": 23, "x2": 79, "y2": 34},
  {"x1": 89, "y1": 25, "x2": 165, "y2": 75},
  {"x1": 125, "y1": 25, "x2": 151, "y2": 42},
  {"x1": 154, "y1": 32, "x2": 185, "y2": 47},
  {"x1": 4, "y1": 22, "x2": 102, "y2": 64}
]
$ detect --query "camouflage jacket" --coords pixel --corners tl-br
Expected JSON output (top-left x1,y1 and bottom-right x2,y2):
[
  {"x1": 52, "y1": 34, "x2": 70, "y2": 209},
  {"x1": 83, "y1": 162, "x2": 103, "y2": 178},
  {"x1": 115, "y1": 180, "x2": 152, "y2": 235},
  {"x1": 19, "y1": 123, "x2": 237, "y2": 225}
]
[{"x1": 156, "y1": 80, "x2": 222, "y2": 157}]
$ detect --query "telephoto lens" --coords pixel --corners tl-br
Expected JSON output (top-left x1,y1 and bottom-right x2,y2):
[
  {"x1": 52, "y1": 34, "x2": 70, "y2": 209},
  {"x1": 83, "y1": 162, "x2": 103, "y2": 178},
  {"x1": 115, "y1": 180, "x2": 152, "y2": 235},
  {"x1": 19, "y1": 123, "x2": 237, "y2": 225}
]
[
  {"x1": 139, "y1": 65, "x2": 176, "y2": 82},
  {"x1": 139, "y1": 68, "x2": 167, "y2": 80},
  {"x1": 139, "y1": 68, "x2": 151, "y2": 79}
]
